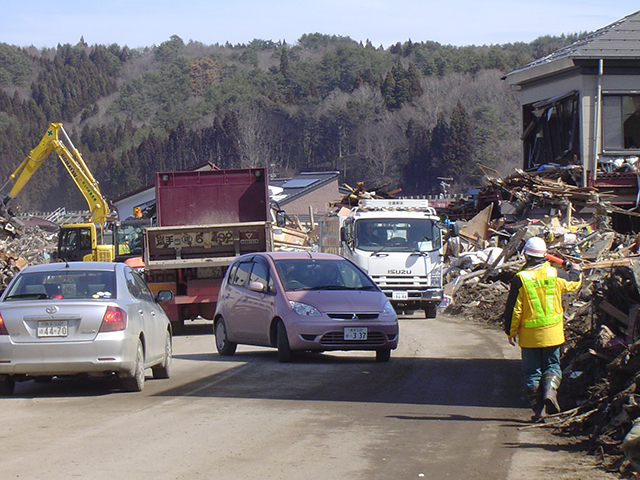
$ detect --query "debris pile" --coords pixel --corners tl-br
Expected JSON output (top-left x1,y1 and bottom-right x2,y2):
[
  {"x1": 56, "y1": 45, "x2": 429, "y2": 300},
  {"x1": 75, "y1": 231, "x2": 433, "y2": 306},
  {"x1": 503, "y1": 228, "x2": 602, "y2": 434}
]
[
  {"x1": 439, "y1": 169, "x2": 640, "y2": 477},
  {"x1": 0, "y1": 226, "x2": 57, "y2": 287}
]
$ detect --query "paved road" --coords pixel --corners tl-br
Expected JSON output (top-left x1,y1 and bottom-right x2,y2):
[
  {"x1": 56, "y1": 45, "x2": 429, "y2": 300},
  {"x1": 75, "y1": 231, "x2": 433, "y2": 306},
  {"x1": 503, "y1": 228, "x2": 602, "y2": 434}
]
[{"x1": 0, "y1": 313, "x2": 613, "y2": 479}]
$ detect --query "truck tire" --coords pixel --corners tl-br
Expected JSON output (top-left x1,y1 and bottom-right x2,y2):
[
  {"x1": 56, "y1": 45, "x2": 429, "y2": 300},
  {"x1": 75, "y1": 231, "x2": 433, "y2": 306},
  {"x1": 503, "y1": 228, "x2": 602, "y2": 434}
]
[
  {"x1": 215, "y1": 318, "x2": 237, "y2": 356},
  {"x1": 424, "y1": 304, "x2": 437, "y2": 318},
  {"x1": 0, "y1": 376, "x2": 15, "y2": 395},
  {"x1": 172, "y1": 319, "x2": 185, "y2": 336}
]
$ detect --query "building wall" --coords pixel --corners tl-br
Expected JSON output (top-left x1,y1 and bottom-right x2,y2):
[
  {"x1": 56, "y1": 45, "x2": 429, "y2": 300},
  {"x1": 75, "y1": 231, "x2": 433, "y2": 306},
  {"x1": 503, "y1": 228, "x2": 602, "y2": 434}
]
[
  {"x1": 113, "y1": 188, "x2": 155, "y2": 220},
  {"x1": 281, "y1": 180, "x2": 339, "y2": 216}
]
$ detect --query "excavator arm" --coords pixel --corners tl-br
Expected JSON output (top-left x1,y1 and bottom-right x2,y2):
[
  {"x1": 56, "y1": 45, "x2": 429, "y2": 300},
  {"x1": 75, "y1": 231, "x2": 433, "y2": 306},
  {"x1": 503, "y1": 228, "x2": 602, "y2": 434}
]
[{"x1": 1, "y1": 123, "x2": 111, "y2": 227}]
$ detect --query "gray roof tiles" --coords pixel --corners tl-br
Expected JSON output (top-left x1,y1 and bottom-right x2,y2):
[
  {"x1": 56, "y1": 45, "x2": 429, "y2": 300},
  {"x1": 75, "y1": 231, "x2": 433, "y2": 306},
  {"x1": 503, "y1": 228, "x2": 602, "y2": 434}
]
[{"x1": 508, "y1": 10, "x2": 640, "y2": 77}]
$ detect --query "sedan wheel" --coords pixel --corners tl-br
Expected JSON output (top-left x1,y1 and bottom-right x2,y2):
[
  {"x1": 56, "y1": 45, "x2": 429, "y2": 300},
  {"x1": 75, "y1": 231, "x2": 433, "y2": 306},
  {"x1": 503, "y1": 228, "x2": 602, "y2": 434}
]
[
  {"x1": 152, "y1": 330, "x2": 172, "y2": 379},
  {"x1": 276, "y1": 321, "x2": 292, "y2": 363},
  {"x1": 122, "y1": 339, "x2": 145, "y2": 392},
  {"x1": 215, "y1": 318, "x2": 237, "y2": 356}
]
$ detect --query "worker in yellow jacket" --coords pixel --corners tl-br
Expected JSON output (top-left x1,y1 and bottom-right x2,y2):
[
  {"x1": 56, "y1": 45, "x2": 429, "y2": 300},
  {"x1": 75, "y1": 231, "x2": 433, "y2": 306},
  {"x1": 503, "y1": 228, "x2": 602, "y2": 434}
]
[{"x1": 502, "y1": 236, "x2": 582, "y2": 422}]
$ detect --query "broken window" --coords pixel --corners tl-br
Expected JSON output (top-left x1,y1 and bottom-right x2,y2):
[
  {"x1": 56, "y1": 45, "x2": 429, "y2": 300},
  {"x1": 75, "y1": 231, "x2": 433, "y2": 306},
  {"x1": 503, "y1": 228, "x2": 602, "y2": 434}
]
[
  {"x1": 602, "y1": 94, "x2": 640, "y2": 151},
  {"x1": 522, "y1": 91, "x2": 580, "y2": 170}
]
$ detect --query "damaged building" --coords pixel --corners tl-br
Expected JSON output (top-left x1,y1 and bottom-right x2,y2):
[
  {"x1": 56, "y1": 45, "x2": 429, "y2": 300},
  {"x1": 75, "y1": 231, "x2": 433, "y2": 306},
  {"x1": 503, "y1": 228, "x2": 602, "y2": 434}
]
[{"x1": 504, "y1": 9, "x2": 640, "y2": 232}]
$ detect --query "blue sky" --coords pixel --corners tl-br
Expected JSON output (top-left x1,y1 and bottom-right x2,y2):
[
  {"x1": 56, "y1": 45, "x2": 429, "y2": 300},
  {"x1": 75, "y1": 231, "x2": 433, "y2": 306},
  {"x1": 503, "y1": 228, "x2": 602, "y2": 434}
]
[{"x1": 3, "y1": 1, "x2": 639, "y2": 49}]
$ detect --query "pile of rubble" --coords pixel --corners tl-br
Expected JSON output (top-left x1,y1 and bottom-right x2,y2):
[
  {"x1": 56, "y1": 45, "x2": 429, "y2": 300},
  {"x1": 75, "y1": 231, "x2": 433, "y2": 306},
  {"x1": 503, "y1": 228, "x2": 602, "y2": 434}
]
[
  {"x1": 0, "y1": 226, "x2": 57, "y2": 288},
  {"x1": 440, "y1": 170, "x2": 640, "y2": 477}
]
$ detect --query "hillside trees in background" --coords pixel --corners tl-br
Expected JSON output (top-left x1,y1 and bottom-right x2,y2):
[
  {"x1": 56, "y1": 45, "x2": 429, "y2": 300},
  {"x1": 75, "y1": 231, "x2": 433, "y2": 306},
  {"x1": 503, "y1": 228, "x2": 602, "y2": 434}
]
[{"x1": 0, "y1": 32, "x2": 584, "y2": 212}]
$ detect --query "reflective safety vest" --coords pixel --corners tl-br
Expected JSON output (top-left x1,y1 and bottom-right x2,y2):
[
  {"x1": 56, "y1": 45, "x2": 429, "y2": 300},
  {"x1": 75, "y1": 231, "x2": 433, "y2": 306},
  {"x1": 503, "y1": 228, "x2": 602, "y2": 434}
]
[{"x1": 517, "y1": 269, "x2": 563, "y2": 329}]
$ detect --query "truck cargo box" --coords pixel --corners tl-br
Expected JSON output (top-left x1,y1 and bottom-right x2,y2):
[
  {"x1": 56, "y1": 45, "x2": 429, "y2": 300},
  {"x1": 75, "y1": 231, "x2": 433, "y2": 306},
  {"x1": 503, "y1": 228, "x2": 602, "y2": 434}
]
[{"x1": 156, "y1": 168, "x2": 269, "y2": 227}]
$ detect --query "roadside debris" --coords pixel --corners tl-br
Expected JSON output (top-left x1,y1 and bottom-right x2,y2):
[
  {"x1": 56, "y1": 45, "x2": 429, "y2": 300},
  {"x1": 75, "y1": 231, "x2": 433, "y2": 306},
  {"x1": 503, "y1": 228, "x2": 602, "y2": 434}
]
[
  {"x1": 0, "y1": 225, "x2": 57, "y2": 288},
  {"x1": 439, "y1": 168, "x2": 640, "y2": 477}
]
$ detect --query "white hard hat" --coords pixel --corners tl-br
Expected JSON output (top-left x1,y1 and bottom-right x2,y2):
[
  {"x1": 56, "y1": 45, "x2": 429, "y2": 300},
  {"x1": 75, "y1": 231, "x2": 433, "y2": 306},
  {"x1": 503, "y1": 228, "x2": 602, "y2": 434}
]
[{"x1": 523, "y1": 236, "x2": 547, "y2": 258}]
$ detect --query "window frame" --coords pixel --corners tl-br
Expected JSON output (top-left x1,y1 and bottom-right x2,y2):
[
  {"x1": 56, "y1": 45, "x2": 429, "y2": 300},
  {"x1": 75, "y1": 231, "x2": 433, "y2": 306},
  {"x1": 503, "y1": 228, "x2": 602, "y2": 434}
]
[{"x1": 602, "y1": 92, "x2": 640, "y2": 154}]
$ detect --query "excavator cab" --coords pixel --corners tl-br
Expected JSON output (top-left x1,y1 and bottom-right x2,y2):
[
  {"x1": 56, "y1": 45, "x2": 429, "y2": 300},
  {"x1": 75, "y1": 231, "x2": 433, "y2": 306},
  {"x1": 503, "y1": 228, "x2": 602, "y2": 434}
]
[{"x1": 57, "y1": 223, "x2": 114, "y2": 262}]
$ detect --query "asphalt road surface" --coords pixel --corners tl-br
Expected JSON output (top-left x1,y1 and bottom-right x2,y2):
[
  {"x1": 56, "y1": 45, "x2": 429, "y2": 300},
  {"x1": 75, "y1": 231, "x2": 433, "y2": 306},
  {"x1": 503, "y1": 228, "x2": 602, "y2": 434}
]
[{"x1": 0, "y1": 313, "x2": 616, "y2": 480}]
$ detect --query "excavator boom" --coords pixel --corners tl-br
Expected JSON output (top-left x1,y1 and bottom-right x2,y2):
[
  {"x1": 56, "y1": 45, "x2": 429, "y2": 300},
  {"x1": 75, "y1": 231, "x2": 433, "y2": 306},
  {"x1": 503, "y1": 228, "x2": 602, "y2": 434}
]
[
  {"x1": 1, "y1": 123, "x2": 115, "y2": 262},
  {"x1": 2, "y1": 123, "x2": 110, "y2": 227}
]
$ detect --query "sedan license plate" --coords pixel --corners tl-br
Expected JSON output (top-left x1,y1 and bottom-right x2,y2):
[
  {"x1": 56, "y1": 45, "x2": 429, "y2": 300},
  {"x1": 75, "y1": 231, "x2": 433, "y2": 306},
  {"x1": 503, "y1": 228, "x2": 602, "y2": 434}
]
[
  {"x1": 37, "y1": 320, "x2": 68, "y2": 338},
  {"x1": 344, "y1": 327, "x2": 367, "y2": 341},
  {"x1": 392, "y1": 291, "x2": 408, "y2": 300}
]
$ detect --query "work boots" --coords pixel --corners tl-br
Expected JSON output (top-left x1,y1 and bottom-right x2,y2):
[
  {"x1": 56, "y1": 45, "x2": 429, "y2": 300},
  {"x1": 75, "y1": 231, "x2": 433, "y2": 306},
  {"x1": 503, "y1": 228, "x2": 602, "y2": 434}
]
[
  {"x1": 542, "y1": 372, "x2": 562, "y2": 415},
  {"x1": 526, "y1": 385, "x2": 545, "y2": 422}
]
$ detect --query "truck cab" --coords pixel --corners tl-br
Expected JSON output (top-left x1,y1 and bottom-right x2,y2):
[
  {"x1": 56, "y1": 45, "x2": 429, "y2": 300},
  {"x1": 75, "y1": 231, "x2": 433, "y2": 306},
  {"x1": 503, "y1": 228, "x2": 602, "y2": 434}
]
[{"x1": 339, "y1": 199, "x2": 445, "y2": 318}]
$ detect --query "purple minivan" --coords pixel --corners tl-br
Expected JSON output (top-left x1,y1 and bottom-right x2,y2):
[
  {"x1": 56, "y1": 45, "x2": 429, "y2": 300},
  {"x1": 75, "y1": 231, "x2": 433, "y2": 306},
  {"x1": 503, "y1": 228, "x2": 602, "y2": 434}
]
[{"x1": 214, "y1": 251, "x2": 399, "y2": 362}]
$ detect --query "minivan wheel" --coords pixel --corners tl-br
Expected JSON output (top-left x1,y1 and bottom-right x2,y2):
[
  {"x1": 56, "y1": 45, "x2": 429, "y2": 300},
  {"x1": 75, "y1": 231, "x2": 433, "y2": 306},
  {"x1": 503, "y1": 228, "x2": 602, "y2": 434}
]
[
  {"x1": 215, "y1": 318, "x2": 237, "y2": 356},
  {"x1": 376, "y1": 349, "x2": 391, "y2": 362},
  {"x1": 276, "y1": 321, "x2": 292, "y2": 363}
]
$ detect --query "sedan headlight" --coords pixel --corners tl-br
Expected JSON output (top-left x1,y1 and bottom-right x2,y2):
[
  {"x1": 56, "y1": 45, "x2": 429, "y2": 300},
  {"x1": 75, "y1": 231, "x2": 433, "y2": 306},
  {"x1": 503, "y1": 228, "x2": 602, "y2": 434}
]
[
  {"x1": 382, "y1": 300, "x2": 396, "y2": 316},
  {"x1": 289, "y1": 301, "x2": 322, "y2": 316}
]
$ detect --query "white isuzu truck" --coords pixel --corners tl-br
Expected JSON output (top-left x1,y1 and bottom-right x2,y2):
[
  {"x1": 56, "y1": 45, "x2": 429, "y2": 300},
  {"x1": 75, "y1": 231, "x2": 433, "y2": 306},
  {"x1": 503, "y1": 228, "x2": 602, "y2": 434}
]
[{"x1": 330, "y1": 198, "x2": 447, "y2": 318}]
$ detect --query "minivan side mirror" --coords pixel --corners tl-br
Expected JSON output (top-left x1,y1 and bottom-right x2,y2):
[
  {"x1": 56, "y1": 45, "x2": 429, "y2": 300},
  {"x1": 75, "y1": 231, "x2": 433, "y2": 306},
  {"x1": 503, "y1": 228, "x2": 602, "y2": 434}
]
[{"x1": 248, "y1": 281, "x2": 266, "y2": 293}]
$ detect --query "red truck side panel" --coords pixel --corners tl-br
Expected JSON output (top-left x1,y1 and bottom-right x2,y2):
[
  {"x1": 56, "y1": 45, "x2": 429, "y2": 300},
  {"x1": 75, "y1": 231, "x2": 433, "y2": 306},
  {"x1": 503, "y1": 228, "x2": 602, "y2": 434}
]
[{"x1": 156, "y1": 168, "x2": 269, "y2": 226}]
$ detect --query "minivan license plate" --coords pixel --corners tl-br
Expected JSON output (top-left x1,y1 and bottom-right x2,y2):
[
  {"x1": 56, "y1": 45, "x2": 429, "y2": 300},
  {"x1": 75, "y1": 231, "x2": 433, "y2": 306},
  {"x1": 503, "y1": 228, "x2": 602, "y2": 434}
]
[
  {"x1": 344, "y1": 327, "x2": 367, "y2": 340},
  {"x1": 37, "y1": 320, "x2": 68, "y2": 337}
]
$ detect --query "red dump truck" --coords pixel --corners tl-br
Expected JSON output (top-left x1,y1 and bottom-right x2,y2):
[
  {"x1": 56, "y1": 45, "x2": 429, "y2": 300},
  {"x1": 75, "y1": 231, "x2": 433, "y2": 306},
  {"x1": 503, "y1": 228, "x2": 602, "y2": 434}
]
[{"x1": 143, "y1": 168, "x2": 272, "y2": 333}]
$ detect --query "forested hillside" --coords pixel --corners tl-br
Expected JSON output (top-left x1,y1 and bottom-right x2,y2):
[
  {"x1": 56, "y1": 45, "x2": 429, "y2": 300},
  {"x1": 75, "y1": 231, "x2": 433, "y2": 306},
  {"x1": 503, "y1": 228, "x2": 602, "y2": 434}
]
[{"x1": 0, "y1": 33, "x2": 585, "y2": 212}]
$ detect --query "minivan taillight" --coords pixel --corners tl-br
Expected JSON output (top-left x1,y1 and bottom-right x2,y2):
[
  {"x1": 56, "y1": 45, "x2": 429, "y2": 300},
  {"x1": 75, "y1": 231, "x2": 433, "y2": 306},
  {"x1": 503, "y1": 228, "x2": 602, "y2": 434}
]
[
  {"x1": 99, "y1": 306, "x2": 127, "y2": 332},
  {"x1": 0, "y1": 313, "x2": 8, "y2": 335}
]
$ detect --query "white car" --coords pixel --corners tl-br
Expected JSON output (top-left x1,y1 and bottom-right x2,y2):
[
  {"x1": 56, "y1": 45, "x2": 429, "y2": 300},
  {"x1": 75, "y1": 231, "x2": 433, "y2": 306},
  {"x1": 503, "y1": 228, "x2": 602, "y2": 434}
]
[{"x1": 0, "y1": 261, "x2": 174, "y2": 394}]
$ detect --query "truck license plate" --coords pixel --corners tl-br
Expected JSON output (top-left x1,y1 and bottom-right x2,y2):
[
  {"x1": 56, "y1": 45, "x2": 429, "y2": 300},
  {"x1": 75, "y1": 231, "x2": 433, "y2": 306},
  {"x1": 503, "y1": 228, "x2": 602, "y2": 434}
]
[
  {"x1": 392, "y1": 291, "x2": 408, "y2": 300},
  {"x1": 37, "y1": 320, "x2": 68, "y2": 337},
  {"x1": 344, "y1": 327, "x2": 367, "y2": 340}
]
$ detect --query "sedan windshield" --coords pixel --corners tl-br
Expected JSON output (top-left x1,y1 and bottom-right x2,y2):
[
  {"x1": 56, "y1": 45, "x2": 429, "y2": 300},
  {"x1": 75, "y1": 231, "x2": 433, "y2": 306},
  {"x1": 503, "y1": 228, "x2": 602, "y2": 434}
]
[
  {"x1": 4, "y1": 271, "x2": 116, "y2": 300},
  {"x1": 274, "y1": 258, "x2": 378, "y2": 292}
]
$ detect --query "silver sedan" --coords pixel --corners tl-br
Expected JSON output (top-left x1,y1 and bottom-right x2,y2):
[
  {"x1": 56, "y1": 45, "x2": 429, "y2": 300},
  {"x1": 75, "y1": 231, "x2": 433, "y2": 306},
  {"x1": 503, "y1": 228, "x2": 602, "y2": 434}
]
[{"x1": 0, "y1": 261, "x2": 174, "y2": 394}]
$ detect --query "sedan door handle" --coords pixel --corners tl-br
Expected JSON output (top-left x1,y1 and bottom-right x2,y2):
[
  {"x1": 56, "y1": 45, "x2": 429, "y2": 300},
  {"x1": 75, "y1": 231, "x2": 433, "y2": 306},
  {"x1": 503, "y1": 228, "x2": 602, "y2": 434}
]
[{"x1": 138, "y1": 310, "x2": 144, "y2": 315}]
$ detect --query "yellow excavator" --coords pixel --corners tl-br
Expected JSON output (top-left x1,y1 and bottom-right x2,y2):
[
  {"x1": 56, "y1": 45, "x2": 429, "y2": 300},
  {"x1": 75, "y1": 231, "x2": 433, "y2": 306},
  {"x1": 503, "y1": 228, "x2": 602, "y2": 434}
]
[{"x1": 0, "y1": 123, "x2": 115, "y2": 262}]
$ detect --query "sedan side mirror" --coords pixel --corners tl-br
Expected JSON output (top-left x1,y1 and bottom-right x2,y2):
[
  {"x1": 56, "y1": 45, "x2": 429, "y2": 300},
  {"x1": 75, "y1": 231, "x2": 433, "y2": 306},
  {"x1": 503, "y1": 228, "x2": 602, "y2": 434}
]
[{"x1": 156, "y1": 290, "x2": 174, "y2": 303}]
